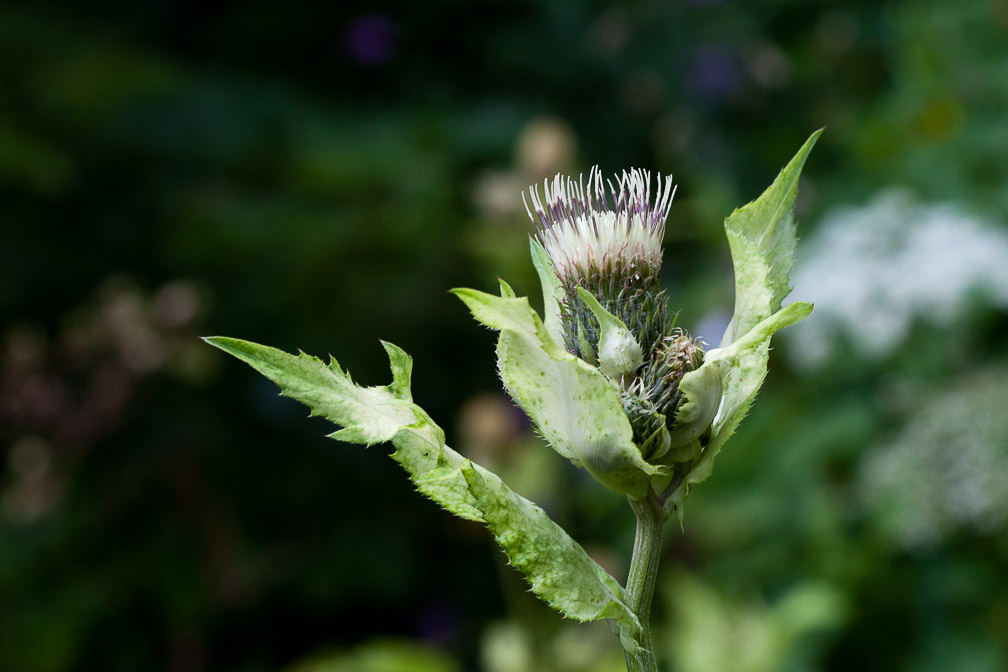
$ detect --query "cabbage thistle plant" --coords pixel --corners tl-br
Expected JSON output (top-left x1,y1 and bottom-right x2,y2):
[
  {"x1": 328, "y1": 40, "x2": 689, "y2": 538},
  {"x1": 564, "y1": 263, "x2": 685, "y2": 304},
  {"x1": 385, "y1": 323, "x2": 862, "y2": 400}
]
[{"x1": 206, "y1": 131, "x2": 820, "y2": 672}]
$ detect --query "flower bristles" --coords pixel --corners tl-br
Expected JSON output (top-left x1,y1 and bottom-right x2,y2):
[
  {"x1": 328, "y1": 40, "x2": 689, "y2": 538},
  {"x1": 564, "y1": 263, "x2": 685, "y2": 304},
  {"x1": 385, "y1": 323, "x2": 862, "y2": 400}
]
[{"x1": 525, "y1": 167, "x2": 676, "y2": 362}]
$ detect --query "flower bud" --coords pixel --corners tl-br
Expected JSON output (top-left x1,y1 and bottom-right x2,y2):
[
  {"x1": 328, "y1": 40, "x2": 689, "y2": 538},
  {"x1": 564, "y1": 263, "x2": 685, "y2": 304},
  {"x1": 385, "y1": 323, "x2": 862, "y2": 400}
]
[
  {"x1": 620, "y1": 331, "x2": 719, "y2": 462},
  {"x1": 598, "y1": 327, "x2": 644, "y2": 382}
]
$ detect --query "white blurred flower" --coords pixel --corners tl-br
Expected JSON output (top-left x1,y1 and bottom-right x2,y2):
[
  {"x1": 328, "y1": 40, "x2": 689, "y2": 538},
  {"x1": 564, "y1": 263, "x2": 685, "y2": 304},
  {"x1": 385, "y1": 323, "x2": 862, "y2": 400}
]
[
  {"x1": 787, "y1": 189, "x2": 1008, "y2": 368},
  {"x1": 858, "y1": 365, "x2": 1008, "y2": 550}
]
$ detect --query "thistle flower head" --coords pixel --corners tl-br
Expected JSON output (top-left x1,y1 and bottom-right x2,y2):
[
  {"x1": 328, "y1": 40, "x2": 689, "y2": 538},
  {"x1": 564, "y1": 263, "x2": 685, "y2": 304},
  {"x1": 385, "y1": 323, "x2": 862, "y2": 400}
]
[
  {"x1": 524, "y1": 167, "x2": 677, "y2": 364},
  {"x1": 525, "y1": 167, "x2": 675, "y2": 286},
  {"x1": 521, "y1": 167, "x2": 723, "y2": 464}
]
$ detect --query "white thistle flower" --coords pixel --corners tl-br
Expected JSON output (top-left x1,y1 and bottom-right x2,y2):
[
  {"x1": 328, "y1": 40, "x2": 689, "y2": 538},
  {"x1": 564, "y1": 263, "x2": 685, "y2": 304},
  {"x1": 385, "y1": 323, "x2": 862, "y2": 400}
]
[
  {"x1": 522, "y1": 167, "x2": 677, "y2": 369},
  {"x1": 521, "y1": 167, "x2": 716, "y2": 463},
  {"x1": 524, "y1": 167, "x2": 676, "y2": 285}
]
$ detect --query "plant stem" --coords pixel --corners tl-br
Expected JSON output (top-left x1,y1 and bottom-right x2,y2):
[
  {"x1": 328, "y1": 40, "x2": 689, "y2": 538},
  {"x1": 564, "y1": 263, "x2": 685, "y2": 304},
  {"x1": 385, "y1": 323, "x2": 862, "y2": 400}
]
[{"x1": 622, "y1": 493, "x2": 667, "y2": 672}]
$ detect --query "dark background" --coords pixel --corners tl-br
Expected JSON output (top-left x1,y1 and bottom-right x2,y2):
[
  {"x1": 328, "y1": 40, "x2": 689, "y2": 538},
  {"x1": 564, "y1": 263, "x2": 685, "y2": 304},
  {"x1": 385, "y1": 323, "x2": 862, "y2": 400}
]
[{"x1": 2, "y1": 1, "x2": 1007, "y2": 671}]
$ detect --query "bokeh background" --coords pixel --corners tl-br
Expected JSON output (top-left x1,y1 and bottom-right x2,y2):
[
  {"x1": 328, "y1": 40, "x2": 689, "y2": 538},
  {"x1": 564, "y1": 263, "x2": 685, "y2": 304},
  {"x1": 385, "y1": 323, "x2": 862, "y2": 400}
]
[{"x1": 2, "y1": 1, "x2": 1007, "y2": 670}]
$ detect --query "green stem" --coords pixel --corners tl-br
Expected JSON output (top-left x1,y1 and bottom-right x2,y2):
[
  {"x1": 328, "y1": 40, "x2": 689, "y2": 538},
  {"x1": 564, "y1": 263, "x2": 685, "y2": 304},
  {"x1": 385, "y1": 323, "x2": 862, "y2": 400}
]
[{"x1": 622, "y1": 493, "x2": 667, "y2": 672}]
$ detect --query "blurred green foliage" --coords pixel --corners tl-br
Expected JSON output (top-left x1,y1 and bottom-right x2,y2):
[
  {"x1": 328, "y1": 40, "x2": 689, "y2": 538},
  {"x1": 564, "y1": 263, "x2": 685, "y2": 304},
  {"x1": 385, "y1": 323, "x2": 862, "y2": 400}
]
[{"x1": 1, "y1": 1, "x2": 1006, "y2": 671}]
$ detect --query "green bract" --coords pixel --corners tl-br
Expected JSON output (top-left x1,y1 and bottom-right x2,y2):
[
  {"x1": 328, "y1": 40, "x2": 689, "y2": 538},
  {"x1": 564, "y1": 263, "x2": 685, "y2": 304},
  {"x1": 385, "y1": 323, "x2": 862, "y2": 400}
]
[
  {"x1": 576, "y1": 287, "x2": 644, "y2": 384},
  {"x1": 665, "y1": 360, "x2": 723, "y2": 449}
]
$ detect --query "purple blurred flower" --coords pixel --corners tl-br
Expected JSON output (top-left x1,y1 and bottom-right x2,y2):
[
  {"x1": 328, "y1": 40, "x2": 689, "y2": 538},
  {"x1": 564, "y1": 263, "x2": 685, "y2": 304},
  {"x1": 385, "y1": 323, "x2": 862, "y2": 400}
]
[
  {"x1": 417, "y1": 602, "x2": 461, "y2": 647},
  {"x1": 689, "y1": 45, "x2": 742, "y2": 100},
  {"x1": 344, "y1": 13, "x2": 397, "y2": 65}
]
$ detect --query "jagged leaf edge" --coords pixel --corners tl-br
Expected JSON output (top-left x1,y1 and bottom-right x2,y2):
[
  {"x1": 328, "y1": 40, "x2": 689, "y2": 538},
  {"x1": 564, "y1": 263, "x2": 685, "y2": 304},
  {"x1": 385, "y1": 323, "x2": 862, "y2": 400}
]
[
  {"x1": 451, "y1": 287, "x2": 669, "y2": 499},
  {"x1": 668, "y1": 302, "x2": 812, "y2": 518},
  {"x1": 203, "y1": 336, "x2": 643, "y2": 649},
  {"x1": 721, "y1": 129, "x2": 821, "y2": 347},
  {"x1": 668, "y1": 132, "x2": 820, "y2": 517}
]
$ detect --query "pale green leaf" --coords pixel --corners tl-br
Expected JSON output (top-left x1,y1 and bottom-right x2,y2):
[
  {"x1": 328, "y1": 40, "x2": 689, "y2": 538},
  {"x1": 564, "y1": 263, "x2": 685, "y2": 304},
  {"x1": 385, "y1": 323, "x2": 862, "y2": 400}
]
[
  {"x1": 451, "y1": 287, "x2": 669, "y2": 498},
  {"x1": 459, "y1": 461, "x2": 643, "y2": 652},
  {"x1": 499, "y1": 277, "x2": 517, "y2": 298},
  {"x1": 704, "y1": 302, "x2": 813, "y2": 457},
  {"x1": 721, "y1": 130, "x2": 821, "y2": 347},
  {"x1": 204, "y1": 337, "x2": 420, "y2": 446},
  {"x1": 709, "y1": 301, "x2": 813, "y2": 368},
  {"x1": 670, "y1": 131, "x2": 820, "y2": 516},
  {"x1": 671, "y1": 302, "x2": 814, "y2": 516},
  {"x1": 204, "y1": 336, "x2": 643, "y2": 649},
  {"x1": 665, "y1": 360, "x2": 723, "y2": 449},
  {"x1": 530, "y1": 238, "x2": 565, "y2": 348}
]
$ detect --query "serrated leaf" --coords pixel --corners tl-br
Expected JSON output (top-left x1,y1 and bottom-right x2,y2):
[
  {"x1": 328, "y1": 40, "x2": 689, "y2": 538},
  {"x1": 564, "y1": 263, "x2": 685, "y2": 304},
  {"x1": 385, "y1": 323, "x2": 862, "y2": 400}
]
[
  {"x1": 712, "y1": 301, "x2": 813, "y2": 367},
  {"x1": 203, "y1": 335, "x2": 643, "y2": 649},
  {"x1": 204, "y1": 337, "x2": 421, "y2": 446},
  {"x1": 670, "y1": 304, "x2": 814, "y2": 518},
  {"x1": 451, "y1": 287, "x2": 668, "y2": 499},
  {"x1": 721, "y1": 130, "x2": 821, "y2": 347},
  {"x1": 459, "y1": 461, "x2": 643, "y2": 652},
  {"x1": 670, "y1": 131, "x2": 820, "y2": 517},
  {"x1": 703, "y1": 302, "x2": 812, "y2": 458}
]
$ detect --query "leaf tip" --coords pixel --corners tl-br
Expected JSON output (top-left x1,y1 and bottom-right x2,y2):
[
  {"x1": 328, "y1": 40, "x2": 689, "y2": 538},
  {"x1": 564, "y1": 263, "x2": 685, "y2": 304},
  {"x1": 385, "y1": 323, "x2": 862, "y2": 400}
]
[
  {"x1": 785, "y1": 300, "x2": 814, "y2": 322},
  {"x1": 785, "y1": 130, "x2": 822, "y2": 176},
  {"x1": 202, "y1": 335, "x2": 227, "y2": 348},
  {"x1": 201, "y1": 335, "x2": 255, "y2": 359},
  {"x1": 449, "y1": 287, "x2": 477, "y2": 301},
  {"x1": 498, "y1": 278, "x2": 517, "y2": 298}
]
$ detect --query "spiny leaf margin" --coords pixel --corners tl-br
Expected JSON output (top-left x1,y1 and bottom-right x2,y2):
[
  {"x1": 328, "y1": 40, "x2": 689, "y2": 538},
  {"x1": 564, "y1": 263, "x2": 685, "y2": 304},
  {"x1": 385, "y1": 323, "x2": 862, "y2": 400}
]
[
  {"x1": 451, "y1": 287, "x2": 669, "y2": 499},
  {"x1": 671, "y1": 131, "x2": 820, "y2": 516},
  {"x1": 720, "y1": 129, "x2": 821, "y2": 347},
  {"x1": 203, "y1": 336, "x2": 643, "y2": 650}
]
